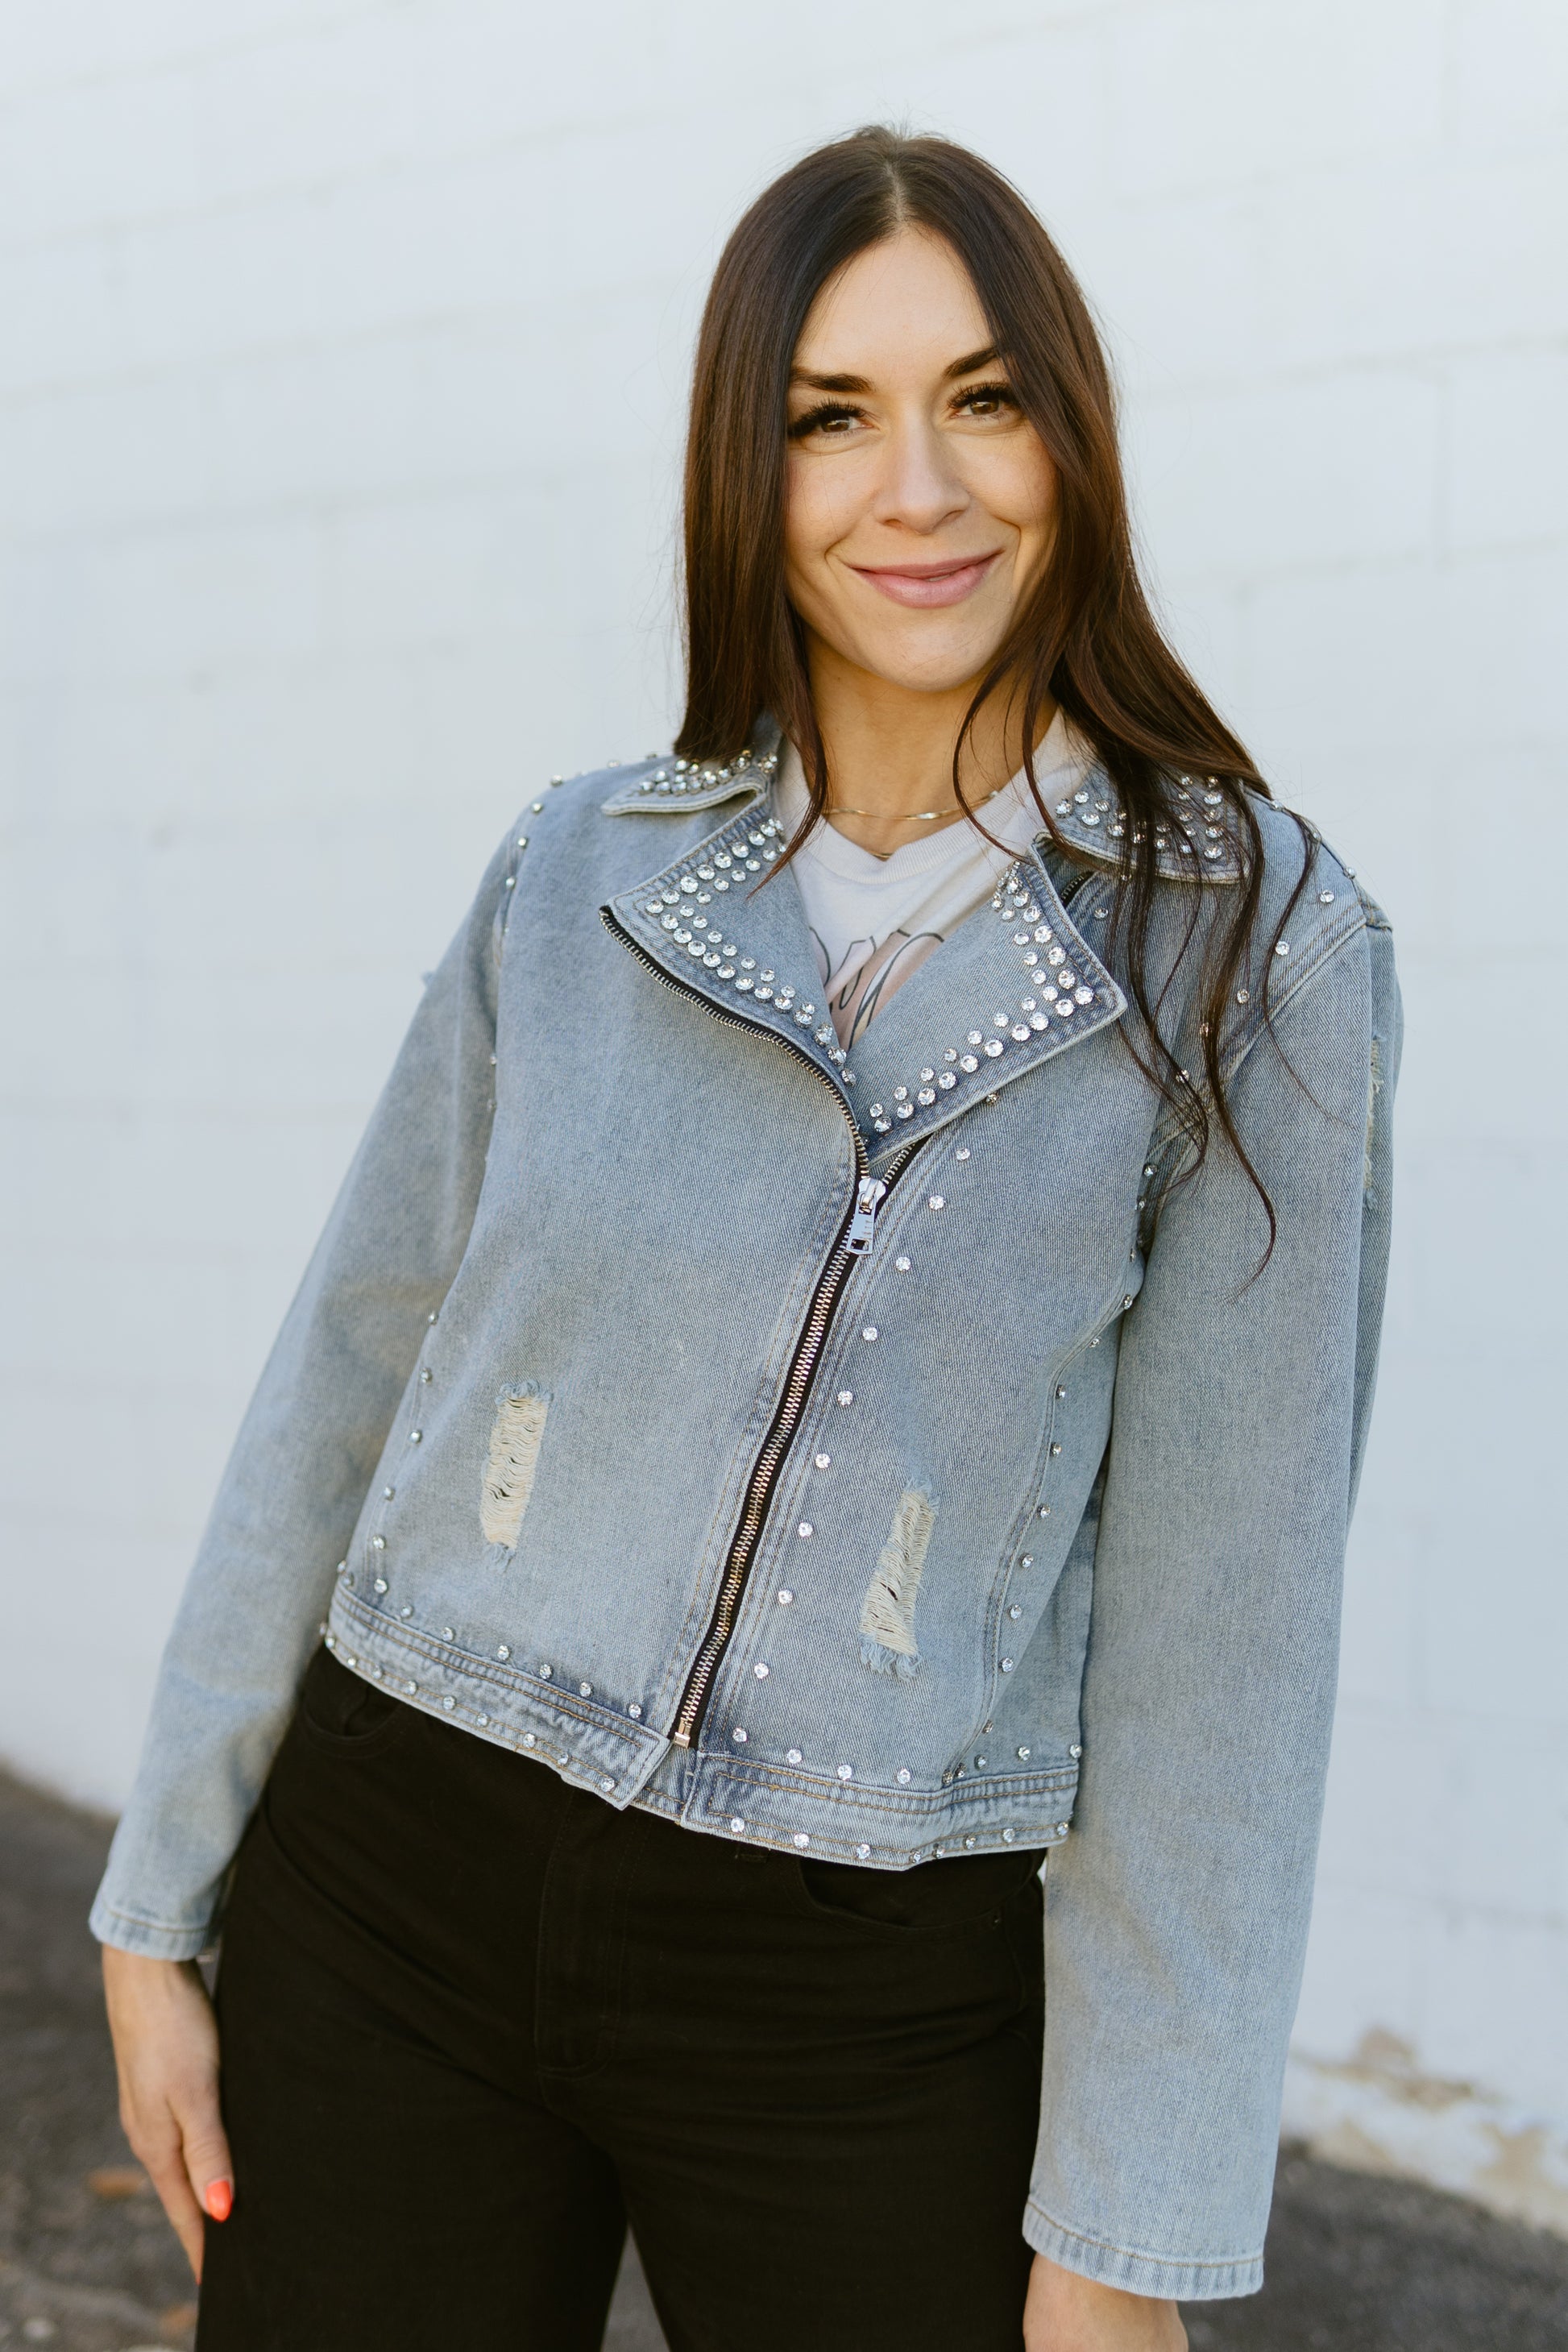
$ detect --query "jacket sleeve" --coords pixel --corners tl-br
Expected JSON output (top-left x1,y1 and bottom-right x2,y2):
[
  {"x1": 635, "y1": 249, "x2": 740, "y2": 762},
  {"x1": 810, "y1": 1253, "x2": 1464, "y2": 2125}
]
[
  {"x1": 1024, "y1": 893, "x2": 1401, "y2": 2300},
  {"x1": 90, "y1": 831, "x2": 514, "y2": 1960}
]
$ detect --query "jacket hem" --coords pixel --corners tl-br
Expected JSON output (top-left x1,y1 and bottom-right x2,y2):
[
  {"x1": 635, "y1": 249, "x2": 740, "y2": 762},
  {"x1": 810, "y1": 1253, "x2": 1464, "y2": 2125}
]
[
  {"x1": 327, "y1": 1595, "x2": 671, "y2": 1804},
  {"x1": 328, "y1": 1594, "x2": 1079, "y2": 1865},
  {"x1": 89, "y1": 1894, "x2": 214, "y2": 1964},
  {"x1": 1023, "y1": 2201, "x2": 1263, "y2": 2302}
]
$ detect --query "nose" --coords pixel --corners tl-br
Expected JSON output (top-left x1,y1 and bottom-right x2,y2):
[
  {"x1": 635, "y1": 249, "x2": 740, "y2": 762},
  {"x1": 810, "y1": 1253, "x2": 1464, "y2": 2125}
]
[{"x1": 873, "y1": 409, "x2": 969, "y2": 537}]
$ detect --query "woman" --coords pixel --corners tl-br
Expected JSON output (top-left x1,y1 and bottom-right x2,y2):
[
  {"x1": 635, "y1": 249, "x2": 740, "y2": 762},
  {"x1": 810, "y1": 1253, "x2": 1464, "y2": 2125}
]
[{"x1": 96, "y1": 128, "x2": 1399, "y2": 2352}]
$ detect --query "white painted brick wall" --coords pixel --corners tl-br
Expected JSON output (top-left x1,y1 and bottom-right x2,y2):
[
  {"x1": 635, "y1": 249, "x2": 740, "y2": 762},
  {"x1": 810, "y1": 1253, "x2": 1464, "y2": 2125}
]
[{"x1": 3, "y1": 0, "x2": 1564, "y2": 2221}]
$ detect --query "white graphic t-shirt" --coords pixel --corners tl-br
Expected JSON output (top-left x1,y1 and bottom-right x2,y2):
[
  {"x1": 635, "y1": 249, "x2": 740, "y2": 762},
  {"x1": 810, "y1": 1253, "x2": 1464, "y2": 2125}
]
[{"x1": 774, "y1": 716, "x2": 1091, "y2": 1047}]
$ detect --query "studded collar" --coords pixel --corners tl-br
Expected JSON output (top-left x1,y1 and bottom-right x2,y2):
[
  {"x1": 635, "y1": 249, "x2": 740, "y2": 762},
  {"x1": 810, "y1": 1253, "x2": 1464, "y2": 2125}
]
[
  {"x1": 1047, "y1": 769, "x2": 1244, "y2": 882},
  {"x1": 599, "y1": 742, "x2": 774, "y2": 819},
  {"x1": 601, "y1": 720, "x2": 1243, "y2": 886},
  {"x1": 602, "y1": 791, "x2": 1129, "y2": 1164}
]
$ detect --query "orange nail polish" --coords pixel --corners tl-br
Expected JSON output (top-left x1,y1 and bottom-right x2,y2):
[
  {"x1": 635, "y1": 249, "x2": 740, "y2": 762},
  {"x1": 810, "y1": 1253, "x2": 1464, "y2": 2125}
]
[{"x1": 205, "y1": 2180, "x2": 233, "y2": 2222}]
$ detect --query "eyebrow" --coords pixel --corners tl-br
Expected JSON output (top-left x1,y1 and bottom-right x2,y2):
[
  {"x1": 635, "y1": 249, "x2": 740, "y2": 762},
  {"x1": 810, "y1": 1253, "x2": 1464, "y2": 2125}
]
[{"x1": 787, "y1": 343, "x2": 1003, "y2": 393}]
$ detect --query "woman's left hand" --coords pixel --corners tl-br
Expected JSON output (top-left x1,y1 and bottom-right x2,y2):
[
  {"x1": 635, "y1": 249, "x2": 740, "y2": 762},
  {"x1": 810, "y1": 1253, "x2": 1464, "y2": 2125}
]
[{"x1": 1023, "y1": 2252, "x2": 1188, "y2": 2349}]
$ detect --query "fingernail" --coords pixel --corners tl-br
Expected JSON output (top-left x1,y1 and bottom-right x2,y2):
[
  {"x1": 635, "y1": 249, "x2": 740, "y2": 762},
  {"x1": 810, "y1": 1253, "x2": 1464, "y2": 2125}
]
[{"x1": 205, "y1": 2180, "x2": 233, "y2": 2222}]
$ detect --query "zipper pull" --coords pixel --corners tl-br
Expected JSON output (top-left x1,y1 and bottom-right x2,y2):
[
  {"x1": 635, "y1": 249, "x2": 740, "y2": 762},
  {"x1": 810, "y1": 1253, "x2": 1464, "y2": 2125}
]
[{"x1": 846, "y1": 1176, "x2": 887, "y2": 1255}]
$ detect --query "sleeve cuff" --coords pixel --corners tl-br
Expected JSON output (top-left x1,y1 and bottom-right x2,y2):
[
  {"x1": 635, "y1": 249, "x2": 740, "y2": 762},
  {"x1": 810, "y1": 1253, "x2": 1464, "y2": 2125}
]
[
  {"x1": 89, "y1": 1895, "x2": 215, "y2": 1964},
  {"x1": 1023, "y1": 2200, "x2": 1263, "y2": 2302}
]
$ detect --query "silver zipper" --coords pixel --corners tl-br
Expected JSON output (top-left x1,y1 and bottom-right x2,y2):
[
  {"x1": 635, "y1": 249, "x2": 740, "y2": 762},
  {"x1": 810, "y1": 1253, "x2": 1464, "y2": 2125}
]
[
  {"x1": 600, "y1": 910, "x2": 915, "y2": 1749},
  {"x1": 846, "y1": 1176, "x2": 886, "y2": 1255}
]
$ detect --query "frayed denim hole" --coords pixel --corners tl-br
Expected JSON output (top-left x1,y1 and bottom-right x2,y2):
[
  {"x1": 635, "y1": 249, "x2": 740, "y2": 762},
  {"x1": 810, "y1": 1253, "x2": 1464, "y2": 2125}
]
[
  {"x1": 858, "y1": 1490, "x2": 934, "y2": 1672},
  {"x1": 479, "y1": 1385, "x2": 549, "y2": 1549}
]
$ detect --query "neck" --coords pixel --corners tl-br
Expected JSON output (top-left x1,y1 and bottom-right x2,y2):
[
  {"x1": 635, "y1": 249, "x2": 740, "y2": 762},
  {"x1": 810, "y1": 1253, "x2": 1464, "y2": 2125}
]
[{"x1": 802, "y1": 636, "x2": 1056, "y2": 856}]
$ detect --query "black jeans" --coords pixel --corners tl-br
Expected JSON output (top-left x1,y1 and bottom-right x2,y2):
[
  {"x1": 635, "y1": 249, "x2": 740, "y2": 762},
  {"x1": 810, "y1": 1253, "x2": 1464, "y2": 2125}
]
[{"x1": 198, "y1": 1648, "x2": 1045, "y2": 2351}]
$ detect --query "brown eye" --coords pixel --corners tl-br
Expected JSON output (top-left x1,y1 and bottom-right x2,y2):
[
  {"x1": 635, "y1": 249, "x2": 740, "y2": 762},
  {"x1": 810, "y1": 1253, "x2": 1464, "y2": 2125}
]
[
  {"x1": 954, "y1": 381, "x2": 1018, "y2": 420},
  {"x1": 789, "y1": 400, "x2": 865, "y2": 442}
]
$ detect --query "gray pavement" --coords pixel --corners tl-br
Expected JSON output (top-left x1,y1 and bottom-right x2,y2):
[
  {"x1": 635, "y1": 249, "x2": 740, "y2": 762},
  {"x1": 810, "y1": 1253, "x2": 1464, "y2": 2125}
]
[{"x1": 3, "y1": 1765, "x2": 1566, "y2": 2350}]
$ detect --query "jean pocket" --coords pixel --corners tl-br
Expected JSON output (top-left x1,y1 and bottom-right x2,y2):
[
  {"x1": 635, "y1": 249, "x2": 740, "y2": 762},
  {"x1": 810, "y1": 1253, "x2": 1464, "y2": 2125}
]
[
  {"x1": 297, "y1": 1645, "x2": 413, "y2": 1755},
  {"x1": 794, "y1": 1846, "x2": 1044, "y2": 1935}
]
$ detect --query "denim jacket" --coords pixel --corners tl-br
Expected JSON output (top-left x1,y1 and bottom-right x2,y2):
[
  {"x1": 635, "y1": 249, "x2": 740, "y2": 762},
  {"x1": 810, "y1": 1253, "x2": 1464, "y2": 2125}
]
[{"x1": 92, "y1": 725, "x2": 1400, "y2": 2300}]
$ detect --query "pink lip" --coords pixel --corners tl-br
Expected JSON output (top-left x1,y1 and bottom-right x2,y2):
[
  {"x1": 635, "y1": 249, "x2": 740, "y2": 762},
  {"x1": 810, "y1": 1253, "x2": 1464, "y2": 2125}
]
[{"x1": 848, "y1": 551, "x2": 1003, "y2": 609}]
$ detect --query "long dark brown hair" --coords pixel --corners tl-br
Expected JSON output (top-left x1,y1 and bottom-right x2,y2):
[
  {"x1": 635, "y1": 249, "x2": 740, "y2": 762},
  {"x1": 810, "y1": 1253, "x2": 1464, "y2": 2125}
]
[{"x1": 676, "y1": 126, "x2": 1309, "y2": 1230}]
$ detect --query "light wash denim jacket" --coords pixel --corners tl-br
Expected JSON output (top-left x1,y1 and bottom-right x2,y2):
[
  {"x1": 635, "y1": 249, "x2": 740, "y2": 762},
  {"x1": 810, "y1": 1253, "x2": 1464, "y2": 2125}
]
[{"x1": 93, "y1": 725, "x2": 1400, "y2": 2300}]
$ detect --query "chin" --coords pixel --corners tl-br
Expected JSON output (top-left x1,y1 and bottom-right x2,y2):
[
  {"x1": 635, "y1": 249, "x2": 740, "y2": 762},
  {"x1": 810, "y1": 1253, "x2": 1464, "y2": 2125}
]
[{"x1": 859, "y1": 639, "x2": 1003, "y2": 695}]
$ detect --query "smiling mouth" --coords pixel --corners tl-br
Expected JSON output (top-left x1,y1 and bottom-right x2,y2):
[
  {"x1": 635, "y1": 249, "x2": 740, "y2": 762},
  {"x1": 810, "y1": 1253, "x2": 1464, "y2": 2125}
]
[{"x1": 848, "y1": 551, "x2": 1004, "y2": 609}]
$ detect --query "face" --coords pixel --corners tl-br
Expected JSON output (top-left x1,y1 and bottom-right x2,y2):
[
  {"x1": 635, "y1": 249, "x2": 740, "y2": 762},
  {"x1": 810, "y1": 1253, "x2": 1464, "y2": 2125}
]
[{"x1": 783, "y1": 226, "x2": 1057, "y2": 699}]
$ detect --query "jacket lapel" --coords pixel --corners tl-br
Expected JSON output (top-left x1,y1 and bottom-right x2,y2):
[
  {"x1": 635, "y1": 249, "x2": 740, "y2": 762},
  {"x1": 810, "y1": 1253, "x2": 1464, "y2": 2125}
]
[
  {"x1": 604, "y1": 798, "x2": 1127, "y2": 1155},
  {"x1": 843, "y1": 846, "x2": 1127, "y2": 1167},
  {"x1": 603, "y1": 802, "x2": 854, "y2": 1086}
]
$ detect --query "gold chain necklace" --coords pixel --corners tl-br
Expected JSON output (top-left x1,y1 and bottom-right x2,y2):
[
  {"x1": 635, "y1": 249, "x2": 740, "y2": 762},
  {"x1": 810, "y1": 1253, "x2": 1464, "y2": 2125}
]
[{"x1": 825, "y1": 782, "x2": 1009, "y2": 823}]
